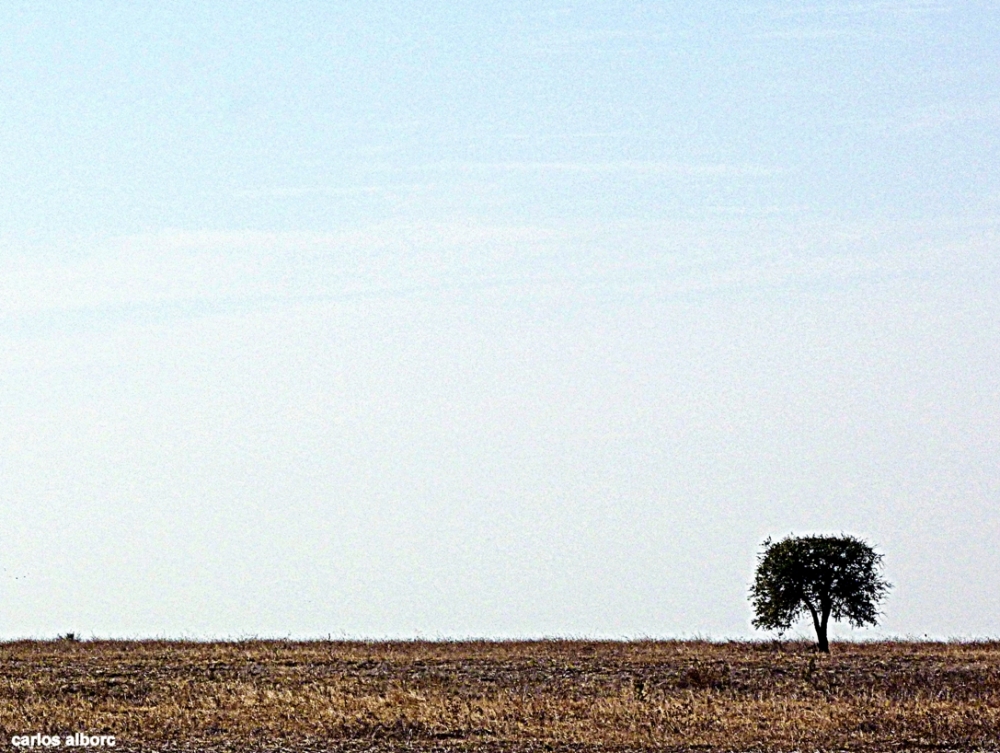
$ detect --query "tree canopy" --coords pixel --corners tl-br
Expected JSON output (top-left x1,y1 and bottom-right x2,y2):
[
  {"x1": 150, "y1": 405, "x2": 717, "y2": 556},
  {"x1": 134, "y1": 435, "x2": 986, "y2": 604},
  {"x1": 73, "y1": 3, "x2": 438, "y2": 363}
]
[{"x1": 750, "y1": 534, "x2": 891, "y2": 652}]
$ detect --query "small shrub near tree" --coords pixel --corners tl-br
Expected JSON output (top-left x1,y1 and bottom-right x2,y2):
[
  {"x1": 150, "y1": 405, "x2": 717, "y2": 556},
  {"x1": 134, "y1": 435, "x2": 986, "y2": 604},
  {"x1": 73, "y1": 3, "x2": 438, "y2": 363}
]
[{"x1": 750, "y1": 533, "x2": 891, "y2": 653}]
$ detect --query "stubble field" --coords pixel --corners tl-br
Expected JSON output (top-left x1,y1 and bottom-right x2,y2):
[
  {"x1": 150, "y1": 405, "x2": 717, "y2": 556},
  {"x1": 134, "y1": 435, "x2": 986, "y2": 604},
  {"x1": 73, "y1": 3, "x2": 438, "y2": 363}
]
[{"x1": 0, "y1": 639, "x2": 998, "y2": 752}]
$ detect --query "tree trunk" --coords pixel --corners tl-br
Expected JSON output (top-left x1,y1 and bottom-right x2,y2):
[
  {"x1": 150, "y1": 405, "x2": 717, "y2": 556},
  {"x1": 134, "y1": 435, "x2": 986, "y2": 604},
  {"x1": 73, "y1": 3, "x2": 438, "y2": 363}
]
[
  {"x1": 815, "y1": 623, "x2": 830, "y2": 653},
  {"x1": 817, "y1": 604, "x2": 831, "y2": 654},
  {"x1": 808, "y1": 604, "x2": 830, "y2": 653}
]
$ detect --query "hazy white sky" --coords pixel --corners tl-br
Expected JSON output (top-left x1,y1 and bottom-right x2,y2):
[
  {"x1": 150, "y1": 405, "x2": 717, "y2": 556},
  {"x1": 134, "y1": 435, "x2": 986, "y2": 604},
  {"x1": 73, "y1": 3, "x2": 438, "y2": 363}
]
[{"x1": 1, "y1": 1, "x2": 997, "y2": 640}]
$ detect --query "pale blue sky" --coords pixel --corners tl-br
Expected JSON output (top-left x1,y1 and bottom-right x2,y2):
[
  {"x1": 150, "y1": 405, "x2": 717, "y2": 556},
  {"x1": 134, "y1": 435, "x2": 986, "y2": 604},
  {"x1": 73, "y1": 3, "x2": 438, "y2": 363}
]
[{"x1": 0, "y1": 1, "x2": 997, "y2": 639}]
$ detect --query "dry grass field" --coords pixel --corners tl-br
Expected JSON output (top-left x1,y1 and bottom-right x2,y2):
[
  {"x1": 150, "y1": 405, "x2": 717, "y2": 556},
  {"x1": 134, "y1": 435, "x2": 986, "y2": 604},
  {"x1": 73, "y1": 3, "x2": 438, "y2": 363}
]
[{"x1": 0, "y1": 638, "x2": 998, "y2": 752}]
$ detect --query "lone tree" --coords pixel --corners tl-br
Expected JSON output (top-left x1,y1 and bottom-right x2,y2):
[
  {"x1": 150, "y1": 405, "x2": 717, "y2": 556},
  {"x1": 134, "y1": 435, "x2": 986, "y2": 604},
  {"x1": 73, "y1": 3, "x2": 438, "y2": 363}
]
[{"x1": 750, "y1": 534, "x2": 891, "y2": 653}]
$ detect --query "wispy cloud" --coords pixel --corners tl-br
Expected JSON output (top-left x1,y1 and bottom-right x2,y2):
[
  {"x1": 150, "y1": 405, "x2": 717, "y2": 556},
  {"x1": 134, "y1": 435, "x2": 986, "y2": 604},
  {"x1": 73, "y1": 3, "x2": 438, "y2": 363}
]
[
  {"x1": 749, "y1": 0, "x2": 951, "y2": 23},
  {"x1": 890, "y1": 102, "x2": 1000, "y2": 134},
  {"x1": 525, "y1": 25, "x2": 689, "y2": 55},
  {"x1": 748, "y1": 27, "x2": 895, "y2": 41},
  {"x1": 743, "y1": 0, "x2": 951, "y2": 41},
  {"x1": 705, "y1": 205, "x2": 814, "y2": 216},
  {"x1": 527, "y1": 2, "x2": 950, "y2": 53},
  {"x1": 233, "y1": 184, "x2": 432, "y2": 200},
  {"x1": 830, "y1": 100, "x2": 1000, "y2": 139},
  {"x1": 419, "y1": 161, "x2": 780, "y2": 178},
  {"x1": 2, "y1": 214, "x2": 994, "y2": 334},
  {"x1": 497, "y1": 130, "x2": 636, "y2": 144}
]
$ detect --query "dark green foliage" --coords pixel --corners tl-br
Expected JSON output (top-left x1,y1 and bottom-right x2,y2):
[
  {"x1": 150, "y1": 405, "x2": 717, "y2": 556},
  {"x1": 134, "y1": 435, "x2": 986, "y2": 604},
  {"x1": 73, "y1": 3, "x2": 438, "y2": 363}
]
[{"x1": 750, "y1": 534, "x2": 891, "y2": 652}]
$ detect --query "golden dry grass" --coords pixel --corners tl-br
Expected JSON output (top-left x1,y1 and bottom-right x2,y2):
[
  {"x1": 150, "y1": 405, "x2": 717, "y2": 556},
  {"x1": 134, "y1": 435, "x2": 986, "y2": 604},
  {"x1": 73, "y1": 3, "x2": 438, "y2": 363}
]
[{"x1": 1, "y1": 639, "x2": 998, "y2": 751}]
